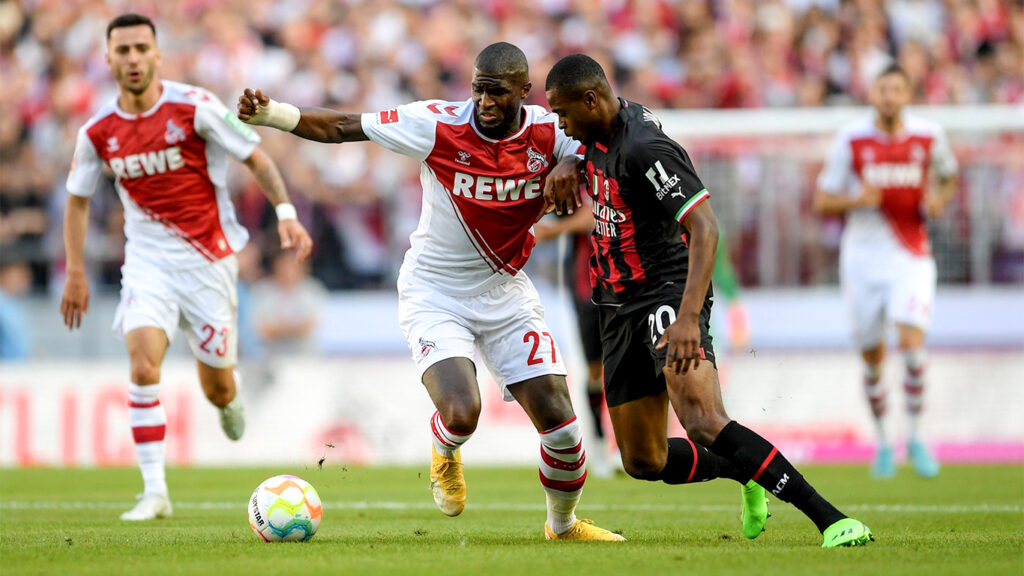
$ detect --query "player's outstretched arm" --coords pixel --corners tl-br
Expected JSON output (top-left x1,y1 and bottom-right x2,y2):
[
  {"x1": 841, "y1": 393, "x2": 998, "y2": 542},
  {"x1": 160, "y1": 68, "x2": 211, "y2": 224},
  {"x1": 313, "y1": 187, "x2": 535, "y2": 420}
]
[
  {"x1": 812, "y1": 184, "x2": 881, "y2": 216},
  {"x1": 237, "y1": 88, "x2": 368, "y2": 144},
  {"x1": 657, "y1": 200, "x2": 718, "y2": 375},
  {"x1": 61, "y1": 195, "x2": 91, "y2": 330},
  {"x1": 242, "y1": 148, "x2": 313, "y2": 262}
]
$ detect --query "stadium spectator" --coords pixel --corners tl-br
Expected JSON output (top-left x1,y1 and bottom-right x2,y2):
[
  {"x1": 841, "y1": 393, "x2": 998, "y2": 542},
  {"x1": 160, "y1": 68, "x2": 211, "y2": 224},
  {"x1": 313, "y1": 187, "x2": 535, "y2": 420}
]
[{"x1": 0, "y1": 0, "x2": 1018, "y2": 293}]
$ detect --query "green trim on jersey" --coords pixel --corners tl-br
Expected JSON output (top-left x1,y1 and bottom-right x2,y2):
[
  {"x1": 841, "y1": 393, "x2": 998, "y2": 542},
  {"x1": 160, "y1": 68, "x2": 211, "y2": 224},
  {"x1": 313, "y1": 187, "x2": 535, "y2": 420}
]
[{"x1": 674, "y1": 188, "x2": 709, "y2": 222}]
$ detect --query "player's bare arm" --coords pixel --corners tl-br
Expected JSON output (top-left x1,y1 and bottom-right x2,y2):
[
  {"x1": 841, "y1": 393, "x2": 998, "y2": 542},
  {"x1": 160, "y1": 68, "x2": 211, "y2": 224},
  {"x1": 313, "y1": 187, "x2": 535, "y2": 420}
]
[
  {"x1": 543, "y1": 156, "x2": 584, "y2": 215},
  {"x1": 534, "y1": 207, "x2": 594, "y2": 243},
  {"x1": 812, "y1": 184, "x2": 881, "y2": 216},
  {"x1": 656, "y1": 200, "x2": 718, "y2": 375},
  {"x1": 61, "y1": 195, "x2": 91, "y2": 330},
  {"x1": 237, "y1": 88, "x2": 367, "y2": 144},
  {"x1": 242, "y1": 147, "x2": 313, "y2": 261},
  {"x1": 924, "y1": 175, "x2": 957, "y2": 218}
]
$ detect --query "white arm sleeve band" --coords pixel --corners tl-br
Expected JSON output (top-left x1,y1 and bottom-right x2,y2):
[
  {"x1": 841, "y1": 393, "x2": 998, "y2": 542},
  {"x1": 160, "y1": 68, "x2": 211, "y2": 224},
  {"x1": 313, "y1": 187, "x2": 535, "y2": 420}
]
[{"x1": 245, "y1": 98, "x2": 301, "y2": 132}]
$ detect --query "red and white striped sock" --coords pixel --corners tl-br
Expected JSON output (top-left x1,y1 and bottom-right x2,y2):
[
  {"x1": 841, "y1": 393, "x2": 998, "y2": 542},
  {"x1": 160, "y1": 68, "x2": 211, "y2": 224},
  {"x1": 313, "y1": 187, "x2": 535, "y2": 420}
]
[
  {"x1": 903, "y1": 348, "x2": 927, "y2": 442},
  {"x1": 539, "y1": 417, "x2": 586, "y2": 535},
  {"x1": 128, "y1": 382, "x2": 167, "y2": 497},
  {"x1": 863, "y1": 361, "x2": 889, "y2": 444},
  {"x1": 430, "y1": 411, "x2": 472, "y2": 458}
]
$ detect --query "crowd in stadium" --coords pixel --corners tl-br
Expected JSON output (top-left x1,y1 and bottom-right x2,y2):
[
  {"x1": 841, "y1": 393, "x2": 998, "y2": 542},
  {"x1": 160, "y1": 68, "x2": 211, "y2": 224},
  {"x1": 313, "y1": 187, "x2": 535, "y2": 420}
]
[{"x1": 2, "y1": 0, "x2": 1022, "y2": 294}]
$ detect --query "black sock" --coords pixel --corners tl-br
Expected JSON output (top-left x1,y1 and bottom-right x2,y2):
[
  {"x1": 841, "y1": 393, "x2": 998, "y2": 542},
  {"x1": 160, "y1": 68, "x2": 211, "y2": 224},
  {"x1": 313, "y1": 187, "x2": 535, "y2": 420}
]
[
  {"x1": 711, "y1": 421, "x2": 846, "y2": 533},
  {"x1": 587, "y1": 386, "x2": 605, "y2": 439},
  {"x1": 660, "y1": 438, "x2": 747, "y2": 484}
]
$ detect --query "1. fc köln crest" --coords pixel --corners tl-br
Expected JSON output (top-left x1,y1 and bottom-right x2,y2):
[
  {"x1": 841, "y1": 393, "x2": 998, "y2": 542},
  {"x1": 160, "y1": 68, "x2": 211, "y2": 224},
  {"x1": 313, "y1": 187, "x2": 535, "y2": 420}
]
[{"x1": 526, "y1": 147, "x2": 548, "y2": 172}]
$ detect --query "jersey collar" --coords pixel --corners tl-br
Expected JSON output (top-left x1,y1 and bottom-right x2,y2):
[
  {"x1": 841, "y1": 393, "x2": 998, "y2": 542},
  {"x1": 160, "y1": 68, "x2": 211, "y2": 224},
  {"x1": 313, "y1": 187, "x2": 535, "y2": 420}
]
[{"x1": 114, "y1": 80, "x2": 168, "y2": 120}]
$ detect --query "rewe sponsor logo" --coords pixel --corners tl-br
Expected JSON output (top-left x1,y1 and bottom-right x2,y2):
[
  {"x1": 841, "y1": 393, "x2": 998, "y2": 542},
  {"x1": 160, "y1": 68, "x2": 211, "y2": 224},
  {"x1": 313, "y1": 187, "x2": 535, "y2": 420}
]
[
  {"x1": 862, "y1": 162, "x2": 924, "y2": 188},
  {"x1": 451, "y1": 171, "x2": 542, "y2": 201},
  {"x1": 108, "y1": 147, "x2": 185, "y2": 180}
]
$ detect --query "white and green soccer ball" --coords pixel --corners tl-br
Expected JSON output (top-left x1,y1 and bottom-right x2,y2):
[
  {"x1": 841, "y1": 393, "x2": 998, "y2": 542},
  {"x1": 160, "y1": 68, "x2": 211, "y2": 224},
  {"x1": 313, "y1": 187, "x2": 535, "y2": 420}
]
[{"x1": 248, "y1": 475, "x2": 322, "y2": 542}]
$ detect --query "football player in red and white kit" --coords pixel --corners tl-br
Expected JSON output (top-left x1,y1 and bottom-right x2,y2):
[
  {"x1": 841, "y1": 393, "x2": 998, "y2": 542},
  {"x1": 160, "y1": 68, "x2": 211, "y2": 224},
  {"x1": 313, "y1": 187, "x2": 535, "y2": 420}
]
[
  {"x1": 61, "y1": 14, "x2": 312, "y2": 521},
  {"x1": 815, "y1": 64, "x2": 958, "y2": 479},
  {"x1": 237, "y1": 42, "x2": 621, "y2": 541}
]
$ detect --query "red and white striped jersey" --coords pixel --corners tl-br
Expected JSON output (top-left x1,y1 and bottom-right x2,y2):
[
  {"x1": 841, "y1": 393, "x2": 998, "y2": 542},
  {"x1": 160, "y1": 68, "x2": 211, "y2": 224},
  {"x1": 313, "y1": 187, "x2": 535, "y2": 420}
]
[
  {"x1": 67, "y1": 80, "x2": 260, "y2": 269},
  {"x1": 817, "y1": 114, "x2": 957, "y2": 256},
  {"x1": 361, "y1": 100, "x2": 582, "y2": 295}
]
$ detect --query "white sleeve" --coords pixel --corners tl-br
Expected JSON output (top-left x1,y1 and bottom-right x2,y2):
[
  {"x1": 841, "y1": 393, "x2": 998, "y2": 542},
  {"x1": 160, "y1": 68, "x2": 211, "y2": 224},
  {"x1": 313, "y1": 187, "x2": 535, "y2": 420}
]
[
  {"x1": 930, "y1": 127, "x2": 958, "y2": 178},
  {"x1": 65, "y1": 127, "x2": 104, "y2": 198},
  {"x1": 817, "y1": 131, "x2": 852, "y2": 194},
  {"x1": 360, "y1": 102, "x2": 438, "y2": 162},
  {"x1": 193, "y1": 90, "x2": 261, "y2": 161}
]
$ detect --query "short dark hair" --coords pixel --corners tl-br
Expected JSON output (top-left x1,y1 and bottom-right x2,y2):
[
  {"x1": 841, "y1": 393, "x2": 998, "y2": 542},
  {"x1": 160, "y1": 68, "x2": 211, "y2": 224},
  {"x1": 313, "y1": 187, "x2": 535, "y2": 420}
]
[
  {"x1": 474, "y1": 42, "x2": 529, "y2": 83},
  {"x1": 545, "y1": 53, "x2": 610, "y2": 98},
  {"x1": 106, "y1": 13, "x2": 156, "y2": 42},
  {"x1": 877, "y1": 63, "x2": 910, "y2": 84}
]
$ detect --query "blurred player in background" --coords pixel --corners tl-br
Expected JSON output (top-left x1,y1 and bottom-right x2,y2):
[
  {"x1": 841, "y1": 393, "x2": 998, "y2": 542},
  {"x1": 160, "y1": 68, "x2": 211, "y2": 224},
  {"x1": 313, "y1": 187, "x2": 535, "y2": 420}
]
[
  {"x1": 545, "y1": 54, "x2": 874, "y2": 547},
  {"x1": 238, "y1": 43, "x2": 622, "y2": 541},
  {"x1": 61, "y1": 14, "x2": 312, "y2": 521},
  {"x1": 815, "y1": 65, "x2": 957, "y2": 479}
]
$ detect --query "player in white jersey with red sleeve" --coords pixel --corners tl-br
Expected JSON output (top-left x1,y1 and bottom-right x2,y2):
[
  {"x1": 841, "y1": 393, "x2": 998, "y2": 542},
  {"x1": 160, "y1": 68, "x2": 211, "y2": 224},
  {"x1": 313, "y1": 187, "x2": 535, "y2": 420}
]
[
  {"x1": 815, "y1": 64, "x2": 958, "y2": 479},
  {"x1": 61, "y1": 14, "x2": 312, "y2": 521},
  {"x1": 237, "y1": 42, "x2": 621, "y2": 542}
]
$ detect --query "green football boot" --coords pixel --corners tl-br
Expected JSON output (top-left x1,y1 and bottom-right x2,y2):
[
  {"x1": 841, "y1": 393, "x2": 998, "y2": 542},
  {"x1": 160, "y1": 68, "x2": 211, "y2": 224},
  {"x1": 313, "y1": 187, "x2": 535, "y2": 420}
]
[
  {"x1": 822, "y1": 518, "x2": 875, "y2": 548},
  {"x1": 741, "y1": 480, "x2": 770, "y2": 539}
]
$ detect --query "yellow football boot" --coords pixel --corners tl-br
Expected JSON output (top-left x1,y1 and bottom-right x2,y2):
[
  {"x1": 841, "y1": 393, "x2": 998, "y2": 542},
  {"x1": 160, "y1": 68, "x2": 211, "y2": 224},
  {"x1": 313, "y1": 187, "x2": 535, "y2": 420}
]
[
  {"x1": 430, "y1": 446, "x2": 466, "y2": 516},
  {"x1": 545, "y1": 519, "x2": 625, "y2": 541}
]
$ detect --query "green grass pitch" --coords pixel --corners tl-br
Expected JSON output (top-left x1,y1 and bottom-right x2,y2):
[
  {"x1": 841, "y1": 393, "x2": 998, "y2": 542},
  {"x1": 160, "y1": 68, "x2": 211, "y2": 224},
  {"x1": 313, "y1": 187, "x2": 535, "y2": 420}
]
[{"x1": 1, "y1": 465, "x2": 1021, "y2": 575}]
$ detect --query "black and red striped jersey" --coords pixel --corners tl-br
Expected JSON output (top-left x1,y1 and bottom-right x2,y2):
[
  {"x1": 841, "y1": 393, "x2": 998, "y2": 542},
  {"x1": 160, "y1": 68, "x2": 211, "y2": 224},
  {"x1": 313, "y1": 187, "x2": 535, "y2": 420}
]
[{"x1": 584, "y1": 99, "x2": 710, "y2": 305}]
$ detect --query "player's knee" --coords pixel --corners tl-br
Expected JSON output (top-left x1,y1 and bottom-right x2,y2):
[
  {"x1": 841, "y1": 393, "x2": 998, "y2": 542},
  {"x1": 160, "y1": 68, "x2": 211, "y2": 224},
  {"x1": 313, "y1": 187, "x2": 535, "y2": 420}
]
[
  {"x1": 621, "y1": 451, "x2": 665, "y2": 481},
  {"x1": 130, "y1": 360, "x2": 161, "y2": 385},
  {"x1": 440, "y1": 401, "x2": 480, "y2": 435}
]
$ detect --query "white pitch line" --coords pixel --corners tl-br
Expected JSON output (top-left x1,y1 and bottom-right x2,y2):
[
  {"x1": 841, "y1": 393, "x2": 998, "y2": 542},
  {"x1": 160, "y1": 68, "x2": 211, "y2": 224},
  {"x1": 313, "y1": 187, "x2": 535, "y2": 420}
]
[{"x1": 0, "y1": 501, "x2": 1020, "y2": 513}]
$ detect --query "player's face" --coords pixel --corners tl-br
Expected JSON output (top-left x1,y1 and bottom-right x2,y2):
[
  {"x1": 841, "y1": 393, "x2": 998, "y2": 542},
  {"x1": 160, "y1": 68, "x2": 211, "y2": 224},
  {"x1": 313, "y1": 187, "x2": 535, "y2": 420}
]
[
  {"x1": 106, "y1": 25, "x2": 161, "y2": 96},
  {"x1": 471, "y1": 70, "x2": 530, "y2": 138},
  {"x1": 545, "y1": 88, "x2": 595, "y2": 145},
  {"x1": 871, "y1": 73, "x2": 910, "y2": 122}
]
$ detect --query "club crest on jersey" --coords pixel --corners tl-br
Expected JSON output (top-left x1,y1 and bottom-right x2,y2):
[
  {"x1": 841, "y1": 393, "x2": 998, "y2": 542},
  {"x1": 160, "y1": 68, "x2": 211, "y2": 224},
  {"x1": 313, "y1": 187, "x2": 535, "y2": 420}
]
[
  {"x1": 107, "y1": 137, "x2": 120, "y2": 153},
  {"x1": 455, "y1": 150, "x2": 472, "y2": 166},
  {"x1": 526, "y1": 147, "x2": 548, "y2": 172},
  {"x1": 165, "y1": 120, "x2": 186, "y2": 144}
]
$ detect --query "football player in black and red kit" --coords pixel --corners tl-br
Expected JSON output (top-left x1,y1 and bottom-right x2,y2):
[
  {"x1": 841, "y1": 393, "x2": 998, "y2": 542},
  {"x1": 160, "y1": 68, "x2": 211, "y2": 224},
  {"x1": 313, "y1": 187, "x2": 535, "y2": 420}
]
[{"x1": 543, "y1": 54, "x2": 873, "y2": 548}]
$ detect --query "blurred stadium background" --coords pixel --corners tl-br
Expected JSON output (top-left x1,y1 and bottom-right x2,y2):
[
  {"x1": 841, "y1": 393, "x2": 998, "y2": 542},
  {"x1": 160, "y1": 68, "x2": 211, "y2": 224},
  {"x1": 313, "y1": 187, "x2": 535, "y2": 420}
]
[{"x1": 0, "y1": 0, "x2": 1021, "y2": 470}]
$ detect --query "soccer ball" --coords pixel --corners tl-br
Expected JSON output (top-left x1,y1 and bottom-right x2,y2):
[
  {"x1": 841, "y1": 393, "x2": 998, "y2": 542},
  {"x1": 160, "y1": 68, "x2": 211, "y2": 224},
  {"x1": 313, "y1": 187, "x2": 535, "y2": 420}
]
[{"x1": 248, "y1": 475, "x2": 323, "y2": 542}]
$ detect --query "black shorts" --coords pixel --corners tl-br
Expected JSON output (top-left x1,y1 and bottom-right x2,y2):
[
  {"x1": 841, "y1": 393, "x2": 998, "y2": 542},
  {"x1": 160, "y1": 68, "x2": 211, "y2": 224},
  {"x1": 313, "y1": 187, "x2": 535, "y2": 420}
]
[
  {"x1": 573, "y1": 297, "x2": 603, "y2": 364},
  {"x1": 599, "y1": 283, "x2": 716, "y2": 408}
]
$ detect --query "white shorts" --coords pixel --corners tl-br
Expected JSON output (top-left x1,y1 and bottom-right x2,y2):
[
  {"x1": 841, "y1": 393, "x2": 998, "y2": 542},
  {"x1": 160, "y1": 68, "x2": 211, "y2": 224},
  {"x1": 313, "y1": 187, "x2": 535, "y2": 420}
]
[
  {"x1": 113, "y1": 256, "x2": 239, "y2": 368},
  {"x1": 840, "y1": 248, "x2": 936, "y2": 350},
  {"x1": 398, "y1": 271, "x2": 567, "y2": 402}
]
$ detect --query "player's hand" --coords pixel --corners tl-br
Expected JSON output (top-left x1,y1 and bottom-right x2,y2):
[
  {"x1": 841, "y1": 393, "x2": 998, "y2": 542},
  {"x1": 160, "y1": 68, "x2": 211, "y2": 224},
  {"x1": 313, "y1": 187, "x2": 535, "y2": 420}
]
[
  {"x1": 543, "y1": 156, "x2": 583, "y2": 215},
  {"x1": 60, "y1": 269, "x2": 90, "y2": 330},
  {"x1": 923, "y1": 191, "x2": 949, "y2": 218},
  {"x1": 278, "y1": 219, "x2": 313, "y2": 262},
  {"x1": 656, "y1": 313, "x2": 703, "y2": 376},
  {"x1": 237, "y1": 88, "x2": 270, "y2": 123},
  {"x1": 856, "y1": 184, "x2": 882, "y2": 209}
]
